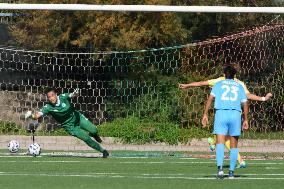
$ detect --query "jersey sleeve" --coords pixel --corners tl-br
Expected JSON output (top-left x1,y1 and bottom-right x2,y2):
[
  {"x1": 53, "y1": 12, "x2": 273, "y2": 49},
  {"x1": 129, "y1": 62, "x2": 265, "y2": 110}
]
[
  {"x1": 61, "y1": 93, "x2": 71, "y2": 101},
  {"x1": 40, "y1": 104, "x2": 50, "y2": 115},
  {"x1": 210, "y1": 83, "x2": 219, "y2": 97},
  {"x1": 235, "y1": 79, "x2": 250, "y2": 94},
  {"x1": 239, "y1": 86, "x2": 248, "y2": 103},
  {"x1": 207, "y1": 77, "x2": 224, "y2": 87},
  {"x1": 239, "y1": 81, "x2": 250, "y2": 94}
]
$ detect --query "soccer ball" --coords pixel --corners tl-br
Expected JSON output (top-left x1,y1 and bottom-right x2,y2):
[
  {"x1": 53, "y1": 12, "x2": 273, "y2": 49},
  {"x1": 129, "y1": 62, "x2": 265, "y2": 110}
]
[
  {"x1": 28, "y1": 143, "x2": 41, "y2": 157},
  {"x1": 7, "y1": 140, "x2": 20, "y2": 153}
]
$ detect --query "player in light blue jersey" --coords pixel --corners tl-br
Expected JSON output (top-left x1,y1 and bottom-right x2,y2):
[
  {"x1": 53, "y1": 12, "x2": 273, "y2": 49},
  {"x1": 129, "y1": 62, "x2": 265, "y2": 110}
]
[
  {"x1": 202, "y1": 65, "x2": 249, "y2": 179},
  {"x1": 179, "y1": 64, "x2": 273, "y2": 168}
]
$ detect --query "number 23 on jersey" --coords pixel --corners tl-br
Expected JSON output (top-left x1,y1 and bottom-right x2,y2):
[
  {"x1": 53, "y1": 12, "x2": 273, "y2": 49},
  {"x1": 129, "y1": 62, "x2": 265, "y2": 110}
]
[{"x1": 221, "y1": 85, "x2": 239, "y2": 101}]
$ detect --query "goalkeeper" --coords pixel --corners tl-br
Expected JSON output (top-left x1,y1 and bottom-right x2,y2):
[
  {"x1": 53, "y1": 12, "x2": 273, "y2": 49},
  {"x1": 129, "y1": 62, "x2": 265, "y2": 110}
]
[
  {"x1": 24, "y1": 88, "x2": 109, "y2": 158},
  {"x1": 179, "y1": 67, "x2": 272, "y2": 168}
]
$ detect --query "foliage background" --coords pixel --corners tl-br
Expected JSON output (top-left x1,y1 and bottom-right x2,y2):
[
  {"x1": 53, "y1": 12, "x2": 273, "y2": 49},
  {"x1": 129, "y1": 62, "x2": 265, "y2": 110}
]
[{"x1": 0, "y1": 0, "x2": 283, "y2": 144}]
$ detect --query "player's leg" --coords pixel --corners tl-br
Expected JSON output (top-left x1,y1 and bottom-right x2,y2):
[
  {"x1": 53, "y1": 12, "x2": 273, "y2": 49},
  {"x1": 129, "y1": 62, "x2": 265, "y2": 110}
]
[
  {"x1": 216, "y1": 135, "x2": 226, "y2": 178},
  {"x1": 228, "y1": 111, "x2": 242, "y2": 178},
  {"x1": 226, "y1": 134, "x2": 246, "y2": 168},
  {"x1": 78, "y1": 114, "x2": 109, "y2": 157},
  {"x1": 225, "y1": 136, "x2": 231, "y2": 150},
  {"x1": 68, "y1": 126, "x2": 106, "y2": 154},
  {"x1": 229, "y1": 136, "x2": 239, "y2": 178},
  {"x1": 225, "y1": 138, "x2": 241, "y2": 158},
  {"x1": 213, "y1": 110, "x2": 228, "y2": 179},
  {"x1": 210, "y1": 135, "x2": 231, "y2": 152},
  {"x1": 79, "y1": 114, "x2": 102, "y2": 143}
]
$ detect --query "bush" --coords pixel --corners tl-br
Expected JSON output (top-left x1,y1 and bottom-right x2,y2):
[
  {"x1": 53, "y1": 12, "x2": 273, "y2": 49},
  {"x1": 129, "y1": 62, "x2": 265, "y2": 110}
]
[
  {"x1": 0, "y1": 121, "x2": 25, "y2": 134},
  {"x1": 37, "y1": 128, "x2": 69, "y2": 136},
  {"x1": 99, "y1": 116, "x2": 181, "y2": 145},
  {"x1": 98, "y1": 116, "x2": 213, "y2": 145}
]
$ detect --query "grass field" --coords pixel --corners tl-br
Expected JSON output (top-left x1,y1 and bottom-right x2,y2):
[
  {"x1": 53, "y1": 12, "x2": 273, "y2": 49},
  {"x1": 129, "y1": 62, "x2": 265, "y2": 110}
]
[{"x1": 0, "y1": 152, "x2": 284, "y2": 189}]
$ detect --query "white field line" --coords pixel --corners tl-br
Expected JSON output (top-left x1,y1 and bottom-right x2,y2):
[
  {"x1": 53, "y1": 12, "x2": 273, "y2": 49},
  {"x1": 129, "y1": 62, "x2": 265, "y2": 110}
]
[
  {"x1": 0, "y1": 153, "x2": 277, "y2": 161},
  {"x1": 0, "y1": 172, "x2": 284, "y2": 180},
  {"x1": 265, "y1": 167, "x2": 281, "y2": 169},
  {"x1": 0, "y1": 160, "x2": 214, "y2": 163},
  {"x1": 0, "y1": 160, "x2": 283, "y2": 165},
  {"x1": 0, "y1": 156, "x2": 38, "y2": 158},
  {"x1": 1, "y1": 172, "x2": 284, "y2": 176}
]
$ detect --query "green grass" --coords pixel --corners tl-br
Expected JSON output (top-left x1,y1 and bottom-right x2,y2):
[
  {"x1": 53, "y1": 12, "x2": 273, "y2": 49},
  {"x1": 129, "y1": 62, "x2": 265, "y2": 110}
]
[
  {"x1": 0, "y1": 153, "x2": 284, "y2": 189},
  {"x1": 242, "y1": 131, "x2": 284, "y2": 140}
]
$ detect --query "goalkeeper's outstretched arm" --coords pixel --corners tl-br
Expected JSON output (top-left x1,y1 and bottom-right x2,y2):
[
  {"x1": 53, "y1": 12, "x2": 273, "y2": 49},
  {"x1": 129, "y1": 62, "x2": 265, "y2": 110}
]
[{"x1": 24, "y1": 111, "x2": 43, "y2": 120}]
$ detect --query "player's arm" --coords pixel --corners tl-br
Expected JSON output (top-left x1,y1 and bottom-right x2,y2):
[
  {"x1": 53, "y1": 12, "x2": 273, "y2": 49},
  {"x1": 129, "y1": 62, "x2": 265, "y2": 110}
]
[
  {"x1": 202, "y1": 94, "x2": 214, "y2": 128},
  {"x1": 69, "y1": 88, "x2": 80, "y2": 98},
  {"x1": 240, "y1": 85, "x2": 249, "y2": 131},
  {"x1": 24, "y1": 111, "x2": 43, "y2": 120},
  {"x1": 247, "y1": 92, "x2": 273, "y2": 102},
  {"x1": 242, "y1": 101, "x2": 249, "y2": 131},
  {"x1": 237, "y1": 79, "x2": 272, "y2": 102},
  {"x1": 24, "y1": 104, "x2": 49, "y2": 120},
  {"x1": 179, "y1": 81, "x2": 209, "y2": 89}
]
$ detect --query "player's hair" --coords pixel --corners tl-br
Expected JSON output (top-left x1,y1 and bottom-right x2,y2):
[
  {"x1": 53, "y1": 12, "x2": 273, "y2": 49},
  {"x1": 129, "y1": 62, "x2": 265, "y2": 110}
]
[
  {"x1": 223, "y1": 64, "x2": 237, "y2": 79},
  {"x1": 230, "y1": 62, "x2": 240, "y2": 73},
  {"x1": 44, "y1": 87, "x2": 58, "y2": 94}
]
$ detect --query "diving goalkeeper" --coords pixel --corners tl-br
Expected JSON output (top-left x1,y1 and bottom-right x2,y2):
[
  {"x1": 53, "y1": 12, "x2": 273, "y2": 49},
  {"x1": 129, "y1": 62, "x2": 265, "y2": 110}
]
[
  {"x1": 179, "y1": 70, "x2": 272, "y2": 168},
  {"x1": 24, "y1": 88, "x2": 109, "y2": 158}
]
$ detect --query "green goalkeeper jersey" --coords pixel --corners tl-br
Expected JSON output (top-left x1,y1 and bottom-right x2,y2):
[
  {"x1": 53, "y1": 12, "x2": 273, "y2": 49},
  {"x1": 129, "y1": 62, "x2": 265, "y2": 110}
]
[{"x1": 40, "y1": 93, "x2": 80, "y2": 126}]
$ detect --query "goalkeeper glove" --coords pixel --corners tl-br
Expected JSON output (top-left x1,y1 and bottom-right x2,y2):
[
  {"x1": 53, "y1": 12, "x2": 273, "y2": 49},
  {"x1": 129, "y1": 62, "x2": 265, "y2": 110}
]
[
  {"x1": 70, "y1": 88, "x2": 80, "y2": 97},
  {"x1": 24, "y1": 111, "x2": 33, "y2": 119}
]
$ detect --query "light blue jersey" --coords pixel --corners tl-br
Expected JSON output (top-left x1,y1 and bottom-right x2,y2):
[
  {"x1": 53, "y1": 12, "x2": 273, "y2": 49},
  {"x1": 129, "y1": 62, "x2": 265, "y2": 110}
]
[
  {"x1": 211, "y1": 79, "x2": 247, "y2": 136},
  {"x1": 211, "y1": 79, "x2": 247, "y2": 111}
]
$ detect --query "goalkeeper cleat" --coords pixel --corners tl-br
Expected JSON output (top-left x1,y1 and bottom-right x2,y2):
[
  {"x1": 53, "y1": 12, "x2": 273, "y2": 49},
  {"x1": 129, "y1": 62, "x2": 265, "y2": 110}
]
[
  {"x1": 228, "y1": 171, "x2": 235, "y2": 179},
  {"x1": 102, "y1": 150, "x2": 109, "y2": 158},
  {"x1": 207, "y1": 137, "x2": 216, "y2": 151},
  {"x1": 217, "y1": 166, "x2": 224, "y2": 179}
]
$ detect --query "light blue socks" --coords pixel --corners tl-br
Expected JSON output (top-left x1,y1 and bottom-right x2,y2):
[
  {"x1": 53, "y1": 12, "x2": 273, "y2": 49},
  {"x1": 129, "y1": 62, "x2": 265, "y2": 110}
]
[{"x1": 230, "y1": 148, "x2": 238, "y2": 171}]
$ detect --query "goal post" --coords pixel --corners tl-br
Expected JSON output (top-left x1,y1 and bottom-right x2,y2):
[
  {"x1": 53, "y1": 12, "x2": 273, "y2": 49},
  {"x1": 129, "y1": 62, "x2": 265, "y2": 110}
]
[
  {"x1": 0, "y1": 4, "x2": 284, "y2": 13},
  {"x1": 0, "y1": 3, "x2": 283, "y2": 154}
]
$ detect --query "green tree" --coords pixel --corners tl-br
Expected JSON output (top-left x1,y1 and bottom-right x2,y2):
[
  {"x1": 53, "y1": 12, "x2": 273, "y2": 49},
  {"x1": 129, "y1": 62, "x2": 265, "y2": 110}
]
[
  {"x1": 9, "y1": 0, "x2": 188, "y2": 51},
  {"x1": 8, "y1": 0, "x2": 281, "y2": 50},
  {"x1": 176, "y1": 0, "x2": 277, "y2": 42}
]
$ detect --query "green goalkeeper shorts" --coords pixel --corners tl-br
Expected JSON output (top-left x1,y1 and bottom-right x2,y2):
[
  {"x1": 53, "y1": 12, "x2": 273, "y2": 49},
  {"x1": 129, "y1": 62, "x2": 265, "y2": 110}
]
[{"x1": 63, "y1": 113, "x2": 98, "y2": 137}]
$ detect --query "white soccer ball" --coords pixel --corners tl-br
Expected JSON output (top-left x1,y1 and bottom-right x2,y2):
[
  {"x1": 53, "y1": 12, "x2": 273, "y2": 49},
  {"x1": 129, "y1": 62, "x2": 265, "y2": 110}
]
[
  {"x1": 28, "y1": 143, "x2": 41, "y2": 157},
  {"x1": 7, "y1": 140, "x2": 20, "y2": 153}
]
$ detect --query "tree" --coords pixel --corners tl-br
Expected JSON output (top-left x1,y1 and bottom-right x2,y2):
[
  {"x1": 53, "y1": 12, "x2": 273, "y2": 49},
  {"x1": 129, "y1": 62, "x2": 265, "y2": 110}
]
[
  {"x1": 8, "y1": 0, "x2": 280, "y2": 51},
  {"x1": 9, "y1": 0, "x2": 188, "y2": 51}
]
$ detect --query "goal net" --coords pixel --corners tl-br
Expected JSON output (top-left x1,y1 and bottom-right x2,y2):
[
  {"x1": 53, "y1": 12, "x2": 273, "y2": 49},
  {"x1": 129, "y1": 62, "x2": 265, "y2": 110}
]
[{"x1": 0, "y1": 3, "x2": 283, "y2": 154}]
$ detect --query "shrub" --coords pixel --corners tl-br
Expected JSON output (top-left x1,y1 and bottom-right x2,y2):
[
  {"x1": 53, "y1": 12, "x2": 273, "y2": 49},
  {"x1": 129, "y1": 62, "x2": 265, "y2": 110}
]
[
  {"x1": 0, "y1": 121, "x2": 25, "y2": 134},
  {"x1": 99, "y1": 116, "x2": 180, "y2": 145}
]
